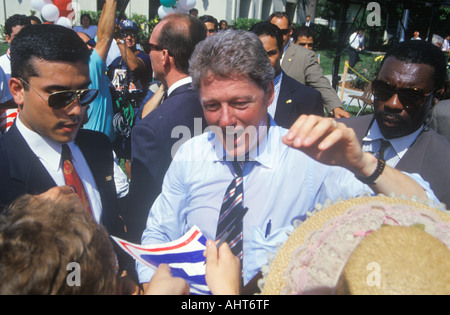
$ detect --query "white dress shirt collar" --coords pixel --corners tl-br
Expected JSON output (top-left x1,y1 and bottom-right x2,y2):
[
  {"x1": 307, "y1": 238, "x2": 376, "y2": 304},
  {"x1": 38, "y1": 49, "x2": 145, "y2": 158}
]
[
  {"x1": 15, "y1": 114, "x2": 64, "y2": 172},
  {"x1": 208, "y1": 116, "x2": 280, "y2": 170},
  {"x1": 363, "y1": 120, "x2": 423, "y2": 160},
  {"x1": 167, "y1": 76, "x2": 193, "y2": 97},
  {"x1": 268, "y1": 71, "x2": 283, "y2": 118}
]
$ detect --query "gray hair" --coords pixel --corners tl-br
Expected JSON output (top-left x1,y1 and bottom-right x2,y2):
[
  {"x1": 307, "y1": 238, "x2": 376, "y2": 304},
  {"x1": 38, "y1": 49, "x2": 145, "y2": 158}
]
[{"x1": 189, "y1": 29, "x2": 275, "y2": 91}]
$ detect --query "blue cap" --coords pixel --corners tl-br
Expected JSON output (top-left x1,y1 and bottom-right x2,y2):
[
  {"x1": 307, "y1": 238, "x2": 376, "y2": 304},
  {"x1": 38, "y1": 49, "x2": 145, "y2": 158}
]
[{"x1": 120, "y1": 19, "x2": 138, "y2": 32}]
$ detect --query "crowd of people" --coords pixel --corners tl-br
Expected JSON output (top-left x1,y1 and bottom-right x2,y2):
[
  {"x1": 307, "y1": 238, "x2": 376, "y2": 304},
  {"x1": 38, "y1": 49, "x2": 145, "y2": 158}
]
[{"x1": 0, "y1": 0, "x2": 449, "y2": 295}]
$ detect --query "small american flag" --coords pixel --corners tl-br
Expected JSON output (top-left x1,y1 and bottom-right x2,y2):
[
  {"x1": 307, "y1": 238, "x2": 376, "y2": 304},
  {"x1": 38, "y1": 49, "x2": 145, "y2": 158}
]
[{"x1": 111, "y1": 226, "x2": 211, "y2": 295}]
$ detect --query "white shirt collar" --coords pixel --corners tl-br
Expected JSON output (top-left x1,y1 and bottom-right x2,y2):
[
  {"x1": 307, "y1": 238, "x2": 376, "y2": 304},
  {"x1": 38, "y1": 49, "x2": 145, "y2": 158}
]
[
  {"x1": 167, "y1": 77, "x2": 193, "y2": 97},
  {"x1": 209, "y1": 115, "x2": 280, "y2": 169},
  {"x1": 15, "y1": 114, "x2": 68, "y2": 172},
  {"x1": 363, "y1": 120, "x2": 423, "y2": 157}
]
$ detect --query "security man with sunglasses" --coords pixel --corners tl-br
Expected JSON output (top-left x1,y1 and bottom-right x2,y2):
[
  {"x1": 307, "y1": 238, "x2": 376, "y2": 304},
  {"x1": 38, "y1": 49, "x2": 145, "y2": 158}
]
[
  {"x1": 0, "y1": 23, "x2": 130, "y2": 271},
  {"x1": 340, "y1": 40, "x2": 450, "y2": 208}
]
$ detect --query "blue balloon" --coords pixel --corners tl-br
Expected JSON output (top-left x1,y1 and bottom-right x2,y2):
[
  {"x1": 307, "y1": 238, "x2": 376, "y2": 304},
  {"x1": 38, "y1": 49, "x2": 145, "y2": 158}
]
[{"x1": 161, "y1": 0, "x2": 177, "y2": 7}]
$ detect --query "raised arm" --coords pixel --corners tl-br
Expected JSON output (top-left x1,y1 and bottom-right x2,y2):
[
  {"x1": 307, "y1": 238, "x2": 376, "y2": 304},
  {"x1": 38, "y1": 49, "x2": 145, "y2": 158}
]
[
  {"x1": 94, "y1": 0, "x2": 117, "y2": 62},
  {"x1": 282, "y1": 115, "x2": 429, "y2": 200}
]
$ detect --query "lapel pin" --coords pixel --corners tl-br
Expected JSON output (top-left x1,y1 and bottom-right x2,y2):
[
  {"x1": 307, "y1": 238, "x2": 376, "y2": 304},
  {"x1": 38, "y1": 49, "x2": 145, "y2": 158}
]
[{"x1": 105, "y1": 175, "x2": 113, "y2": 182}]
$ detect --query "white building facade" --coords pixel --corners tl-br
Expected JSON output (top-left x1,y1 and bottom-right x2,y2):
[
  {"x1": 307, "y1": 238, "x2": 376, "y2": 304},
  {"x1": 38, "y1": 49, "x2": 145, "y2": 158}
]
[{"x1": 1, "y1": 0, "x2": 307, "y2": 28}]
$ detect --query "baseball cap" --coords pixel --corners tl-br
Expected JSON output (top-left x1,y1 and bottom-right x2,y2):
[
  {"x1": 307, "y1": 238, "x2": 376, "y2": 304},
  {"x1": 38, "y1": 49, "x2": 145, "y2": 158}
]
[{"x1": 120, "y1": 19, "x2": 138, "y2": 32}]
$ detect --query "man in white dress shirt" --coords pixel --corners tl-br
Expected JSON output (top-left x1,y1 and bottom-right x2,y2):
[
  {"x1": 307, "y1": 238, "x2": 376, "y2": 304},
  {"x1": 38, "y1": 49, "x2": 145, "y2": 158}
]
[
  {"x1": 137, "y1": 30, "x2": 439, "y2": 293},
  {"x1": 0, "y1": 24, "x2": 130, "y2": 271}
]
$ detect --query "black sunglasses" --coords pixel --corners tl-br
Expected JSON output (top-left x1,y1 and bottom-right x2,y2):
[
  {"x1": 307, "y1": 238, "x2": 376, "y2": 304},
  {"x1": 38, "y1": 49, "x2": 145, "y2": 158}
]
[
  {"x1": 86, "y1": 39, "x2": 96, "y2": 47},
  {"x1": 148, "y1": 43, "x2": 172, "y2": 56},
  {"x1": 279, "y1": 29, "x2": 291, "y2": 36},
  {"x1": 121, "y1": 31, "x2": 137, "y2": 38},
  {"x1": 371, "y1": 79, "x2": 434, "y2": 109},
  {"x1": 19, "y1": 78, "x2": 99, "y2": 110},
  {"x1": 148, "y1": 43, "x2": 164, "y2": 51}
]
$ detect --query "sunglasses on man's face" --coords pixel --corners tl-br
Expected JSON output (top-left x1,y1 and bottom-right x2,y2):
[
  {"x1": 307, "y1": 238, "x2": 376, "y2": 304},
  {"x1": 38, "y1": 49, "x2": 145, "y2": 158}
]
[
  {"x1": 279, "y1": 29, "x2": 291, "y2": 36},
  {"x1": 121, "y1": 31, "x2": 137, "y2": 38},
  {"x1": 371, "y1": 79, "x2": 434, "y2": 109},
  {"x1": 19, "y1": 78, "x2": 99, "y2": 110},
  {"x1": 85, "y1": 39, "x2": 96, "y2": 47}
]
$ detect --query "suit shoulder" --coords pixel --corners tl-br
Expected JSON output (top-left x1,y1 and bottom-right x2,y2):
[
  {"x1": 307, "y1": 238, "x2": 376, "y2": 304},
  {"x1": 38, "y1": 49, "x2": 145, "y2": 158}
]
[
  {"x1": 77, "y1": 129, "x2": 113, "y2": 151},
  {"x1": 422, "y1": 128, "x2": 450, "y2": 149},
  {"x1": 287, "y1": 74, "x2": 320, "y2": 92},
  {"x1": 78, "y1": 129, "x2": 110, "y2": 142}
]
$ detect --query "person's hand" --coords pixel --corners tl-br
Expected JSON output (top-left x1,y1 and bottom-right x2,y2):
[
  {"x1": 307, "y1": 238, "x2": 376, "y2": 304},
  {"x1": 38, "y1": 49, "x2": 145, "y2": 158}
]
[
  {"x1": 35, "y1": 186, "x2": 78, "y2": 202},
  {"x1": 204, "y1": 240, "x2": 240, "y2": 295},
  {"x1": 144, "y1": 264, "x2": 190, "y2": 295},
  {"x1": 330, "y1": 107, "x2": 351, "y2": 118},
  {"x1": 282, "y1": 115, "x2": 367, "y2": 174}
]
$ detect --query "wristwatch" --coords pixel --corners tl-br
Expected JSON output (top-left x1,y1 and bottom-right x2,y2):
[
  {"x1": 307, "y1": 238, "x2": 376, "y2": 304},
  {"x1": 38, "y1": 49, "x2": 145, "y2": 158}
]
[{"x1": 355, "y1": 157, "x2": 386, "y2": 185}]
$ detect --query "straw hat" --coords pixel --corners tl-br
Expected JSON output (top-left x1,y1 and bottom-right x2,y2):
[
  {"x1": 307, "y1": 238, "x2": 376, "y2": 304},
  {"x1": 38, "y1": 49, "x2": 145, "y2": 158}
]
[{"x1": 261, "y1": 195, "x2": 450, "y2": 295}]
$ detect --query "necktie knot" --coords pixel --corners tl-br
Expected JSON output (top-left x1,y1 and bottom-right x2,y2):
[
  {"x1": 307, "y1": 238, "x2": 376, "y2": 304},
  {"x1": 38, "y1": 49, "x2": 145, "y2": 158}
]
[
  {"x1": 61, "y1": 144, "x2": 72, "y2": 162},
  {"x1": 232, "y1": 161, "x2": 244, "y2": 178}
]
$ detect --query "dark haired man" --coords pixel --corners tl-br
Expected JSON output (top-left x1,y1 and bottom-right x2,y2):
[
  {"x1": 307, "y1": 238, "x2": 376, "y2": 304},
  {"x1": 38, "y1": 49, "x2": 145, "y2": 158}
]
[
  {"x1": 0, "y1": 14, "x2": 31, "y2": 133},
  {"x1": 267, "y1": 12, "x2": 350, "y2": 119},
  {"x1": 293, "y1": 25, "x2": 315, "y2": 50},
  {"x1": 340, "y1": 40, "x2": 450, "y2": 208},
  {"x1": 249, "y1": 21, "x2": 323, "y2": 128},
  {"x1": 200, "y1": 15, "x2": 219, "y2": 36},
  {"x1": 0, "y1": 24, "x2": 126, "y2": 247}
]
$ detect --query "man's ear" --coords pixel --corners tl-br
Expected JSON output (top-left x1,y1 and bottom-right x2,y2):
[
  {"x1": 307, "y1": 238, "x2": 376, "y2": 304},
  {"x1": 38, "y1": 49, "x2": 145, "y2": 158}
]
[
  {"x1": 5, "y1": 34, "x2": 12, "y2": 45},
  {"x1": 162, "y1": 49, "x2": 171, "y2": 67},
  {"x1": 9, "y1": 77, "x2": 25, "y2": 107}
]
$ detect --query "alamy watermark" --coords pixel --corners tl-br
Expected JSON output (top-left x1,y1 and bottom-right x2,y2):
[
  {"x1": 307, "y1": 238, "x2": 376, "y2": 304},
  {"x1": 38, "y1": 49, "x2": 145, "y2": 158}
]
[
  {"x1": 66, "y1": 262, "x2": 81, "y2": 287},
  {"x1": 366, "y1": 262, "x2": 381, "y2": 287},
  {"x1": 366, "y1": 2, "x2": 381, "y2": 27},
  {"x1": 170, "y1": 118, "x2": 275, "y2": 163}
]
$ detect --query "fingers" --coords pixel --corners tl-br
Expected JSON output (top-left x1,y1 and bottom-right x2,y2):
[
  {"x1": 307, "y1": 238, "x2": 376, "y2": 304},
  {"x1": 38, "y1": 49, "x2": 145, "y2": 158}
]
[
  {"x1": 145, "y1": 264, "x2": 190, "y2": 295},
  {"x1": 282, "y1": 115, "x2": 341, "y2": 151},
  {"x1": 204, "y1": 239, "x2": 219, "y2": 266},
  {"x1": 35, "y1": 185, "x2": 77, "y2": 202},
  {"x1": 204, "y1": 240, "x2": 241, "y2": 295}
]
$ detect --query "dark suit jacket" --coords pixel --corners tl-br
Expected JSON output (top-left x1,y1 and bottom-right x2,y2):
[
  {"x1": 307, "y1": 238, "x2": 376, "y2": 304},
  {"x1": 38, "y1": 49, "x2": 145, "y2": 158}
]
[
  {"x1": 340, "y1": 114, "x2": 450, "y2": 208},
  {"x1": 127, "y1": 82, "x2": 206, "y2": 243},
  {"x1": 0, "y1": 123, "x2": 125, "y2": 237},
  {"x1": 274, "y1": 72, "x2": 324, "y2": 128}
]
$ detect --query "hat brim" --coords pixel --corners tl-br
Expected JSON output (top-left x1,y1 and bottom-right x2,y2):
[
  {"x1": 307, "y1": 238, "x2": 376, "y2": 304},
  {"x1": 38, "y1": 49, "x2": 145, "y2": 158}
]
[{"x1": 261, "y1": 195, "x2": 450, "y2": 295}]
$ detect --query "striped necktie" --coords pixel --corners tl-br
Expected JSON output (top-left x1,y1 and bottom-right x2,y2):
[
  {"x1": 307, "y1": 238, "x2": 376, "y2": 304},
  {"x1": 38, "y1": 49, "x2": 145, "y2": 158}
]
[
  {"x1": 61, "y1": 144, "x2": 92, "y2": 214},
  {"x1": 216, "y1": 161, "x2": 246, "y2": 261}
]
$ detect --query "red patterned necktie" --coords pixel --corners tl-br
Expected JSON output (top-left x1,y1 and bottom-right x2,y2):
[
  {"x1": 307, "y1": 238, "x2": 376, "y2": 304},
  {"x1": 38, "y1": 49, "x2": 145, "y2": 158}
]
[{"x1": 61, "y1": 144, "x2": 92, "y2": 214}]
